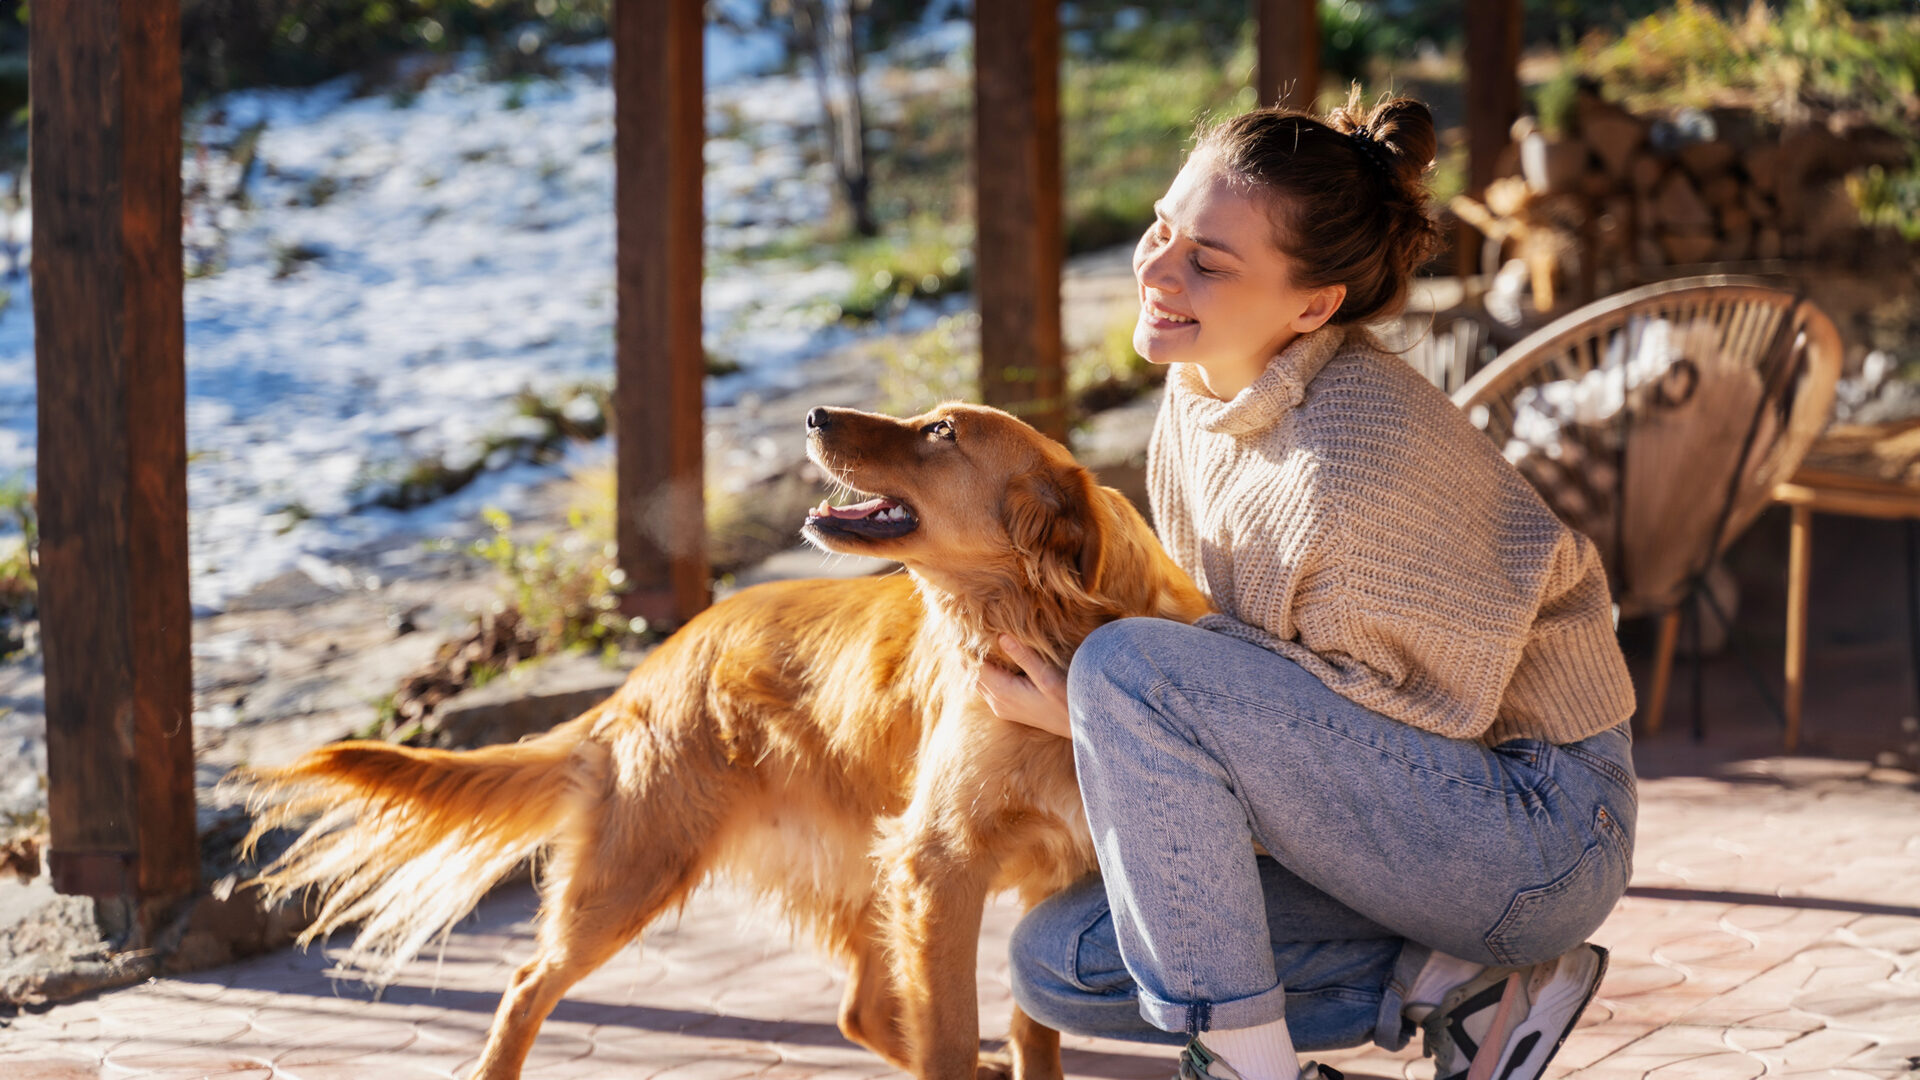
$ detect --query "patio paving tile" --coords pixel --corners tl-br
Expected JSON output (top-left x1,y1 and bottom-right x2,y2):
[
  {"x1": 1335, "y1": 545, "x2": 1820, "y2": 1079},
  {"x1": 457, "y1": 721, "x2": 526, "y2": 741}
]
[{"x1": 5, "y1": 765, "x2": 1918, "y2": 1078}]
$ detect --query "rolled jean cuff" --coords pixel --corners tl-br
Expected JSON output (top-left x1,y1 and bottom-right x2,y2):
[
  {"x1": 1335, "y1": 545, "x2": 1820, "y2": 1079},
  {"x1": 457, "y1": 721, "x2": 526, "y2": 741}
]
[
  {"x1": 1372, "y1": 939, "x2": 1430, "y2": 1051},
  {"x1": 1136, "y1": 981, "x2": 1290, "y2": 1036}
]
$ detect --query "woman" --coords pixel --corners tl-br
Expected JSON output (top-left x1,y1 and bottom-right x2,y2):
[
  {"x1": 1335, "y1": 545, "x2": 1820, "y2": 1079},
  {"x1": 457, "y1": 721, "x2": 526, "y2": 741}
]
[{"x1": 978, "y1": 94, "x2": 1637, "y2": 1080}]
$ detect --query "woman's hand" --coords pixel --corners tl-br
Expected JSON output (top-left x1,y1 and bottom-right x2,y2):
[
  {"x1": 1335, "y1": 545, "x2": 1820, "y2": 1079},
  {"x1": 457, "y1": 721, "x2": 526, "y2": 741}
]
[{"x1": 977, "y1": 634, "x2": 1072, "y2": 739}]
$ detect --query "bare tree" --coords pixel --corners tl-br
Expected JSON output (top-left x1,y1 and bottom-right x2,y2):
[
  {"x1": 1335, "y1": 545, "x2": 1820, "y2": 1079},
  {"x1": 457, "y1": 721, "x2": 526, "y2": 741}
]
[{"x1": 778, "y1": 0, "x2": 878, "y2": 237}]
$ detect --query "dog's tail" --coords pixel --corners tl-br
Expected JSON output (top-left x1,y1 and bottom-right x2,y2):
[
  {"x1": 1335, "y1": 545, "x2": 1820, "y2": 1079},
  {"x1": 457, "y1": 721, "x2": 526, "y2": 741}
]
[{"x1": 242, "y1": 704, "x2": 614, "y2": 981}]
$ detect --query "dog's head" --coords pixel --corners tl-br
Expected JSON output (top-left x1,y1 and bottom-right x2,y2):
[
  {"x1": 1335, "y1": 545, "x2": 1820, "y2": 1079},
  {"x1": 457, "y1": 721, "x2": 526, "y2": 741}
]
[{"x1": 802, "y1": 403, "x2": 1207, "y2": 654}]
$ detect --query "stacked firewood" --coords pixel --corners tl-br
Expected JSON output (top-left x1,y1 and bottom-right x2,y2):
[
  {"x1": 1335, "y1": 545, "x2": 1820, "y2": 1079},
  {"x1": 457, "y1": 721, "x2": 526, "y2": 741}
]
[{"x1": 1453, "y1": 89, "x2": 1912, "y2": 313}]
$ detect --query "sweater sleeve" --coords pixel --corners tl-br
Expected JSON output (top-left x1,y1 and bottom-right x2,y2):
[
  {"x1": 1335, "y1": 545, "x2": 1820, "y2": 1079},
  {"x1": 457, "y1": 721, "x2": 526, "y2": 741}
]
[{"x1": 1482, "y1": 529, "x2": 1638, "y2": 744}]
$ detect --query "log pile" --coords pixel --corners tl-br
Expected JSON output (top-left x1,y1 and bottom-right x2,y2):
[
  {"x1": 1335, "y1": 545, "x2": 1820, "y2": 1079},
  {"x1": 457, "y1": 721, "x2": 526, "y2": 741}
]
[{"x1": 1454, "y1": 89, "x2": 1913, "y2": 313}]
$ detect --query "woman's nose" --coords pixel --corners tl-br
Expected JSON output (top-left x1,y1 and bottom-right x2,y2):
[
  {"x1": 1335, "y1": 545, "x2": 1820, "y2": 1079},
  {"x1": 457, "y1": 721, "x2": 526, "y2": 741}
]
[{"x1": 1137, "y1": 243, "x2": 1180, "y2": 292}]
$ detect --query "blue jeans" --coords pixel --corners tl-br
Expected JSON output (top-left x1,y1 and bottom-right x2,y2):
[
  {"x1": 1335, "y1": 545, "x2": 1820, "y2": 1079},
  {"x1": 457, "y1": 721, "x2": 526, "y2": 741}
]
[{"x1": 1008, "y1": 618, "x2": 1636, "y2": 1052}]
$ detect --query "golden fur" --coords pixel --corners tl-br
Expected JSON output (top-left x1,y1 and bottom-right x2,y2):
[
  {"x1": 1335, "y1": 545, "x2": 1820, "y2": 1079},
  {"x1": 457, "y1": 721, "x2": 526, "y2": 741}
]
[{"x1": 245, "y1": 403, "x2": 1210, "y2": 1080}]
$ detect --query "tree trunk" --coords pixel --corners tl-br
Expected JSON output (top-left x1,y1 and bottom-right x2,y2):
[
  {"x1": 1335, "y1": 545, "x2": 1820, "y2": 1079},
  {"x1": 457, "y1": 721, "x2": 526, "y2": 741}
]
[{"x1": 794, "y1": 0, "x2": 876, "y2": 238}]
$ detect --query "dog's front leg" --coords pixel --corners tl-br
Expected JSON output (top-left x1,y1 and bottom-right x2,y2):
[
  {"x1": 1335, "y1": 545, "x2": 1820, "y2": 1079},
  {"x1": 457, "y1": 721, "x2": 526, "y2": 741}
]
[{"x1": 882, "y1": 832, "x2": 993, "y2": 1080}]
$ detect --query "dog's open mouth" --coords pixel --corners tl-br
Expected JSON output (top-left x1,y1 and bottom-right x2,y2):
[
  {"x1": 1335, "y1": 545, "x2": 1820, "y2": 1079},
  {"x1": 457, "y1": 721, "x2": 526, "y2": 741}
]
[{"x1": 804, "y1": 494, "x2": 919, "y2": 541}]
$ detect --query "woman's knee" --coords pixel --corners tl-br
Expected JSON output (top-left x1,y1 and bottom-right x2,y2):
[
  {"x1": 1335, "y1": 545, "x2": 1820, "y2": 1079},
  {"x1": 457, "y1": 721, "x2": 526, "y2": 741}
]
[
  {"x1": 1068, "y1": 618, "x2": 1182, "y2": 719},
  {"x1": 1009, "y1": 879, "x2": 1166, "y2": 1041},
  {"x1": 1008, "y1": 879, "x2": 1117, "y2": 1004}
]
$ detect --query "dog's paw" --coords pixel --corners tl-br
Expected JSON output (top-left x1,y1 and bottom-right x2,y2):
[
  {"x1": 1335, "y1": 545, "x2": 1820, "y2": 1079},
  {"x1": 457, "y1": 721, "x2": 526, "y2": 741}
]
[{"x1": 975, "y1": 1055, "x2": 1015, "y2": 1080}]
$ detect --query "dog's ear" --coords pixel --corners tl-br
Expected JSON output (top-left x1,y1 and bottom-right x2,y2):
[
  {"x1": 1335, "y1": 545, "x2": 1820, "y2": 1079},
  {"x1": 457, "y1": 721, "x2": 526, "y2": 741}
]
[{"x1": 1004, "y1": 462, "x2": 1103, "y2": 590}]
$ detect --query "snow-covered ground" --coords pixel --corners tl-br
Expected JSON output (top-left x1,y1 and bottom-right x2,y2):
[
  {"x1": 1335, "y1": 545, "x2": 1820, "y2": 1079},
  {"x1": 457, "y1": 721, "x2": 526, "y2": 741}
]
[{"x1": 0, "y1": 13, "x2": 971, "y2": 613}]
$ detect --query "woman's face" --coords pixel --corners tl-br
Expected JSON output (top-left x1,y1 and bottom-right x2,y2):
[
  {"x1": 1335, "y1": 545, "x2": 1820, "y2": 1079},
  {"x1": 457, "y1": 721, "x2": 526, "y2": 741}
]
[{"x1": 1132, "y1": 149, "x2": 1343, "y2": 396}]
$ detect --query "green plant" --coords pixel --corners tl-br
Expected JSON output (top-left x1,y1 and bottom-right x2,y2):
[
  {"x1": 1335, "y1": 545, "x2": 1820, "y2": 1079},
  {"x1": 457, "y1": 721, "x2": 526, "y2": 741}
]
[
  {"x1": 1533, "y1": 61, "x2": 1581, "y2": 139},
  {"x1": 1319, "y1": 0, "x2": 1406, "y2": 86},
  {"x1": 0, "y1": 482, "x2": 35, "y2": 658},
  {"x1": 876, "y1": 312, "x2": 980, "y2": 415},
  {"x1": 836, "y1": 217, "x2": 974, "y2": 322},
  {"x1": 177, "y1": 0, "x2": 612, "y2": 102},
  {"x1": 1581, "y1": 0, "x2": 1920, "y2": 128},
  {"x1": 469, "y1": 504, "x2": 642, "y2": 654},
  {"x1": 503, "y1": 74, "x2": 532, "y2": 111},
  {"x1": 1069, "y1": 311, "x2": 1162, "y2": 415},
  {"x1": 1852, "y1": 160, "x2": 1920, "y2": 241}
]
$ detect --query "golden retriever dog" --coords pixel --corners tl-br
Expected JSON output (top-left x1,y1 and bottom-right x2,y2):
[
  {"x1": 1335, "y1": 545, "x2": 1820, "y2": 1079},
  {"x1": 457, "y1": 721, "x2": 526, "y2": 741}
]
[{"x1": 245, "y1": 402, "x2": 1209, "y2": 1080}]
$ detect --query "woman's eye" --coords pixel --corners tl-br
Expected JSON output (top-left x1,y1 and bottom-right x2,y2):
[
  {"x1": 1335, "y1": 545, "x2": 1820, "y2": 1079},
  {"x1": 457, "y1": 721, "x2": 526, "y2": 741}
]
[
  {"x1": 1190, "y1": 255, "x2": 1217, "y2": 276},
  {"x1": 925, "y1": 419, "x2": 956, "y2": 440}
]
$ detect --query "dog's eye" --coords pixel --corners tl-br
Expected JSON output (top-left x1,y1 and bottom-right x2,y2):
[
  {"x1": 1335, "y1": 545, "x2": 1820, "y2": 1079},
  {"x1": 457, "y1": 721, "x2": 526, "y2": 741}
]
[{"x1": 924, "y1": 419, "x2": 956, "y2": 441}]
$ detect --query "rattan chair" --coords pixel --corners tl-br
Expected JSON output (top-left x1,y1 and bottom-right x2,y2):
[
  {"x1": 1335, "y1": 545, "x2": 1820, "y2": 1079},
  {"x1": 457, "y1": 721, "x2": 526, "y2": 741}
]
[{"x1": 1452, "y1": 275, "x2": 1844, "y2": 737}]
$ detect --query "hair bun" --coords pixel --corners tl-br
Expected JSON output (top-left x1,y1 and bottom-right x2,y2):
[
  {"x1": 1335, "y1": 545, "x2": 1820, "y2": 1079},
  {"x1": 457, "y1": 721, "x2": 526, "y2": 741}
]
[{"x1": 1360, "y1": 97, "x2": 1437, "y2": 184}]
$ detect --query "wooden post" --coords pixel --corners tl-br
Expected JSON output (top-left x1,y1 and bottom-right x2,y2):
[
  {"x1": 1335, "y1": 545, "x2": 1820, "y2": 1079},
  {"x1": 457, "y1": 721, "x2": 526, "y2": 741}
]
[
  {"x1": 1783, "y1": 504, "x2": 1812, "y2": 751},
  {"x1": 614, "y1": 0, "x2": 709, "y2": 627},
  {"x1": 32, "y1": 0, "x2": 197, "y2": 909},
  {"x1": 1256, "y1": 0, "x2": 1320, "y2": 109},
  {"x1": 1461, "y1": 0, "x2": 1522, "y2": 276},
  {"x1": 974, "y1": 0, "x2": 1066, "y2": 443}
]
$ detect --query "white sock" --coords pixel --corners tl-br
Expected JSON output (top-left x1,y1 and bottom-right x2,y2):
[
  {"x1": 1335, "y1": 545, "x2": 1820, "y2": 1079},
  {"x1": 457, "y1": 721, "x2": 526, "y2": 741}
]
[
  {"x1": 1199, "y1": 1018, "x2": 1301, "y2": 1080},
  {"x1": 1404, "y1": 950, "x2": 1486, "y2": 1021}
]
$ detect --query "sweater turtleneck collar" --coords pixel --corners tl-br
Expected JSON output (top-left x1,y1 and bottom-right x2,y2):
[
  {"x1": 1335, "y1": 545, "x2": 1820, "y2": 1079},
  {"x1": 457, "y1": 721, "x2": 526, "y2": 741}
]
[{"x1": 1170, "y1": 324, "x2": 1348, "y2": 436}]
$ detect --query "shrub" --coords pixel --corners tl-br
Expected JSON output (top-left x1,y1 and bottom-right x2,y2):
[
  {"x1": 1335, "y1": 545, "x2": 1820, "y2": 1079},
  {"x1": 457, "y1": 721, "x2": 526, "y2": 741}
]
[{"x1": 0, "y1": 483, "x2": 33, "y2": 658}]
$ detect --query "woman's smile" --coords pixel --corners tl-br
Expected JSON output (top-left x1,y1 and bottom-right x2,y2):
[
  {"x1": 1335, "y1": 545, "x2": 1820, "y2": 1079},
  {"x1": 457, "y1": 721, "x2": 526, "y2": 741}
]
[{"x1": 1142, "y1": 297, "x2": 1198, "y2": 330}]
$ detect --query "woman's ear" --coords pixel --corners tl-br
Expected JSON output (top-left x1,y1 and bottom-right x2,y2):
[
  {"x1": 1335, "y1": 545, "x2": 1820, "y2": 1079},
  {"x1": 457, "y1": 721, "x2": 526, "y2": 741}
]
[{"x1": 1292, "y1": 283, "x2": 1346, "y2": 333}]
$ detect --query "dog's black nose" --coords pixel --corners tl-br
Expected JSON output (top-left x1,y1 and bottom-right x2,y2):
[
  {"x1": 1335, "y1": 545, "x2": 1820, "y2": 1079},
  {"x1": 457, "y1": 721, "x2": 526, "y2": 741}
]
[{"x1": 806, "y1": 407, "x2": 831, "y2": 431}]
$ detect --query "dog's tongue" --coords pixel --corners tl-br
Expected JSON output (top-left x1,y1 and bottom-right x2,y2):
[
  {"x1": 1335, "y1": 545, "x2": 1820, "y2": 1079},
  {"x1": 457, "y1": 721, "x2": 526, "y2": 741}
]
[{"x1": 827, "y1": 497, "x2": 895, "y2": 520}]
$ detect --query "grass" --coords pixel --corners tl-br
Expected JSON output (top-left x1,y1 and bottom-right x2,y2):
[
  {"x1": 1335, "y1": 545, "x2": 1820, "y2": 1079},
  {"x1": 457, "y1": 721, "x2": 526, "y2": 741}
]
[
  {"x1": 718, "y1": 20, "x2": 1257, "y2": 299},
  {"x1": 874, "y1": 309, "x2": 1164, "y2": 423},
  {"x1": 1063, "y1": 47, "x2": 1258, "y2": 253},
  {"x1": 836, "y1": 216, "x2": 975, "y2": 322}
]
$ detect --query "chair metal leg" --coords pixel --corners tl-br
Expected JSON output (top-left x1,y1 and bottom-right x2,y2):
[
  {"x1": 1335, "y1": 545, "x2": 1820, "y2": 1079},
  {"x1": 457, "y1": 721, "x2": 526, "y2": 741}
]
[
  {"x1": 1906, "y1": 520, "x2": 1920, "y2": 726},
  {"x1": 1694, "y1": 577, "x2": 1787, "y2": 729},
  {"x1": 1691, "y1": 592, "x2": 1705, "y2": 742}
]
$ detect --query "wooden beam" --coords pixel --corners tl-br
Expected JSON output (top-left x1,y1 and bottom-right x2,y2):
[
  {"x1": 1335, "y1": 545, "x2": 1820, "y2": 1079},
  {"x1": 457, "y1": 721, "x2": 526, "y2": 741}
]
[
  {"x1": 1256, "y1": 0, "x2": 1320, "y2": 109},
  {"x1": 32, "y1": 0, "x2": 196, "y2": 907},
  {"x1": 1461, "y1": 0, "x2": 1522, "y2": 274},
  {"x1": 614, "y1": 0, "x2": 709, "y2": 627},
  {"x1": 974, "y1": 0, "x2": 1065, "y2": 443}
]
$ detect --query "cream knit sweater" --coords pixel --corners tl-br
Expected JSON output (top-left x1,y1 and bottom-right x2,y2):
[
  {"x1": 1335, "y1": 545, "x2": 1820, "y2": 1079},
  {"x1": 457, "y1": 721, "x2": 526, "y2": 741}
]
[{"x1": 1148, "y1": 325, "x2": 1637, "y2": 746}]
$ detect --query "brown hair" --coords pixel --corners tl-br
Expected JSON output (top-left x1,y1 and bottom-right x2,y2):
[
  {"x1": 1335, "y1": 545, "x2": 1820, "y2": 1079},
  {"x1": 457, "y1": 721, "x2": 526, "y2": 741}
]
[{"x1": 1196, "y1": 89, "x2": 1441, "y2": 325}]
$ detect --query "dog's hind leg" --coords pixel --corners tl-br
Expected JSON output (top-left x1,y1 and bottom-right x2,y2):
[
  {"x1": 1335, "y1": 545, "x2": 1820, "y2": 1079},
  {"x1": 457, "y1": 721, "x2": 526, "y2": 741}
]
[
  {"x1": 1005, "y1": 882, "x2": 1066, "y2": 1080},
  {"x1": 1006, "y1": 1004, "x2": 1064, "y2": 1080},
  {"x1": 838, "y1": 903, "x2": 913, "y2": 1072},
  {"x1": 469, "y1": 793, "x2": 718, "y2": 1080}
]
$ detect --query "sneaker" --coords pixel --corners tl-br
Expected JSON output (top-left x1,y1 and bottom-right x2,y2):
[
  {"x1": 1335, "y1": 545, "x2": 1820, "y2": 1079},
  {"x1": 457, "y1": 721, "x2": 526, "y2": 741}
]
[
  {"x1": 1418, "y1": 943, "x2": 1608, "y2": 1080},
  {"x1": 1176, "y1": 1039, "x2": 1345, "y2": 1080}
]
